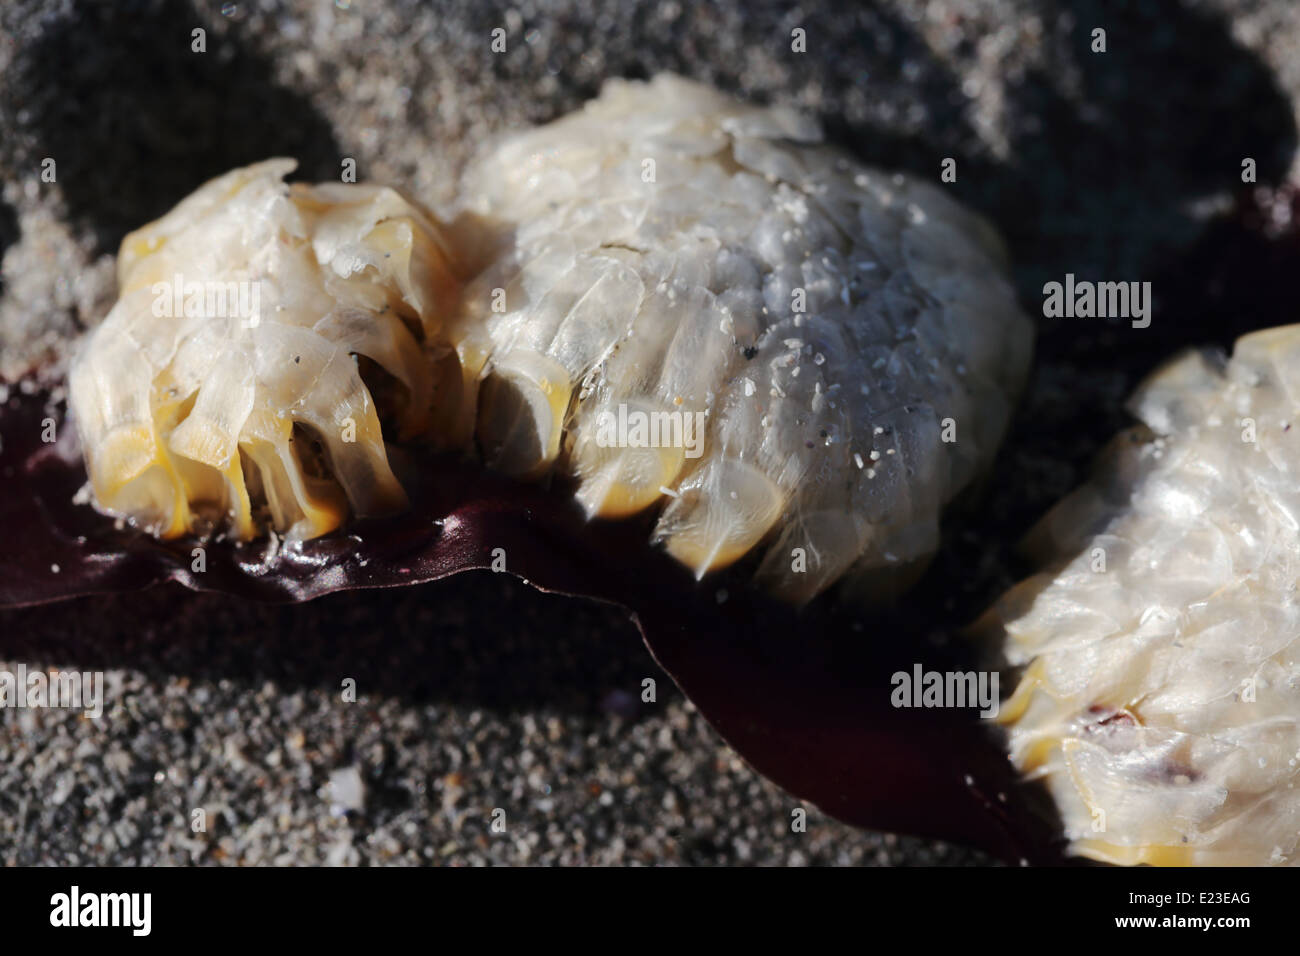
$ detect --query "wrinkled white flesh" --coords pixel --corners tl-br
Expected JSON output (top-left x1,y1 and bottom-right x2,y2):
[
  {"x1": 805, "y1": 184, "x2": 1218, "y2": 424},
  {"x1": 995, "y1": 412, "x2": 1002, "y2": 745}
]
[
  {"x1": 451, "y1": 74, "x2": 1031, "y2": 600},
  {"x1": 69, "y1": 159, "x2": 459, "y2": 540},
  {"x1": 989, "y1": 326, "x2": 1300, "y2": 866},
  {"x1": 69, "y1": 76, "x2": 1031, "y2": 602}
]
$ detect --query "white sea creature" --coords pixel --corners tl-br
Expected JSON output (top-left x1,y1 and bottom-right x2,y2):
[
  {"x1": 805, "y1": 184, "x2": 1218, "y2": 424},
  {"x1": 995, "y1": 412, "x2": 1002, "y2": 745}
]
[
  {"x1": 68, "y1": 75, "x2": 1031, "y2": 601},
  {"x1": 988, "y1": 326, "x2": 1300, "y2": 865},
  {"x1": 68, "y1": 158, "x2": 461, "y2": 540},
  {"x1": 447, "y1": 75, "x2": 1032, "y2": 600}
]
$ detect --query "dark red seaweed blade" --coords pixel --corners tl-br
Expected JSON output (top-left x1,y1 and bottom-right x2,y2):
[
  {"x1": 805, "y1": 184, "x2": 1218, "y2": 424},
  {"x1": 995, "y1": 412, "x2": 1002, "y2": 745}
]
[{"x1": 0, "y1": 390, "x2": 1063, "y2": 863}]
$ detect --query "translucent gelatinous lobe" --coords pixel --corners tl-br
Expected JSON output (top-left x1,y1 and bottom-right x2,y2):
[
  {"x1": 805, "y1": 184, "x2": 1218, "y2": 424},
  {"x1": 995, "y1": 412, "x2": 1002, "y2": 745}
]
[
  {"x1": 986, "y1": 326, "x2": 1300, "y2": 866},
  {"x1": 68, "y1": 159, "x2": 460, "y2": 541}
]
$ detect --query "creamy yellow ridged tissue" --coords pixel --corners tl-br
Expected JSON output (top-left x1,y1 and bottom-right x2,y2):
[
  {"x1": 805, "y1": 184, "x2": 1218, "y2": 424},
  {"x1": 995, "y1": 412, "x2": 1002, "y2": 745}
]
[
  {"x1": 69, "y1": 75, "x2": 1032, "y2": 601},
  {"x1": 988, "y1": 327, "x2": 1300, "y2": 866},
  {"x1": 69, "y1": 159, "x2": 460, "y2": 540}
]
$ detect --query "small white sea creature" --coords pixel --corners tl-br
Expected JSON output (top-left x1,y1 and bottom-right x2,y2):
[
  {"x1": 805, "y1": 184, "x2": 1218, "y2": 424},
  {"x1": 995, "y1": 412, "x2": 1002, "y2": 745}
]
[
  {"x1": 68, "y1": 159, "x2": 460, "y2": 540},
  {"x1": 448, "y1": 75, "x2": 1032, "y2": 600},
  {"x1": 987, "y1": 326, "x2": 1300, "y2": 865}
]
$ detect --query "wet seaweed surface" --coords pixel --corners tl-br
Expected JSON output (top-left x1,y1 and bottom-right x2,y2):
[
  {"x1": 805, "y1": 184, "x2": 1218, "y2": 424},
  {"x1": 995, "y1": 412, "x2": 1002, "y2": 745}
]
[{"x1": 1, "y1": 381, "x2": 1075, "y2": 861}]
